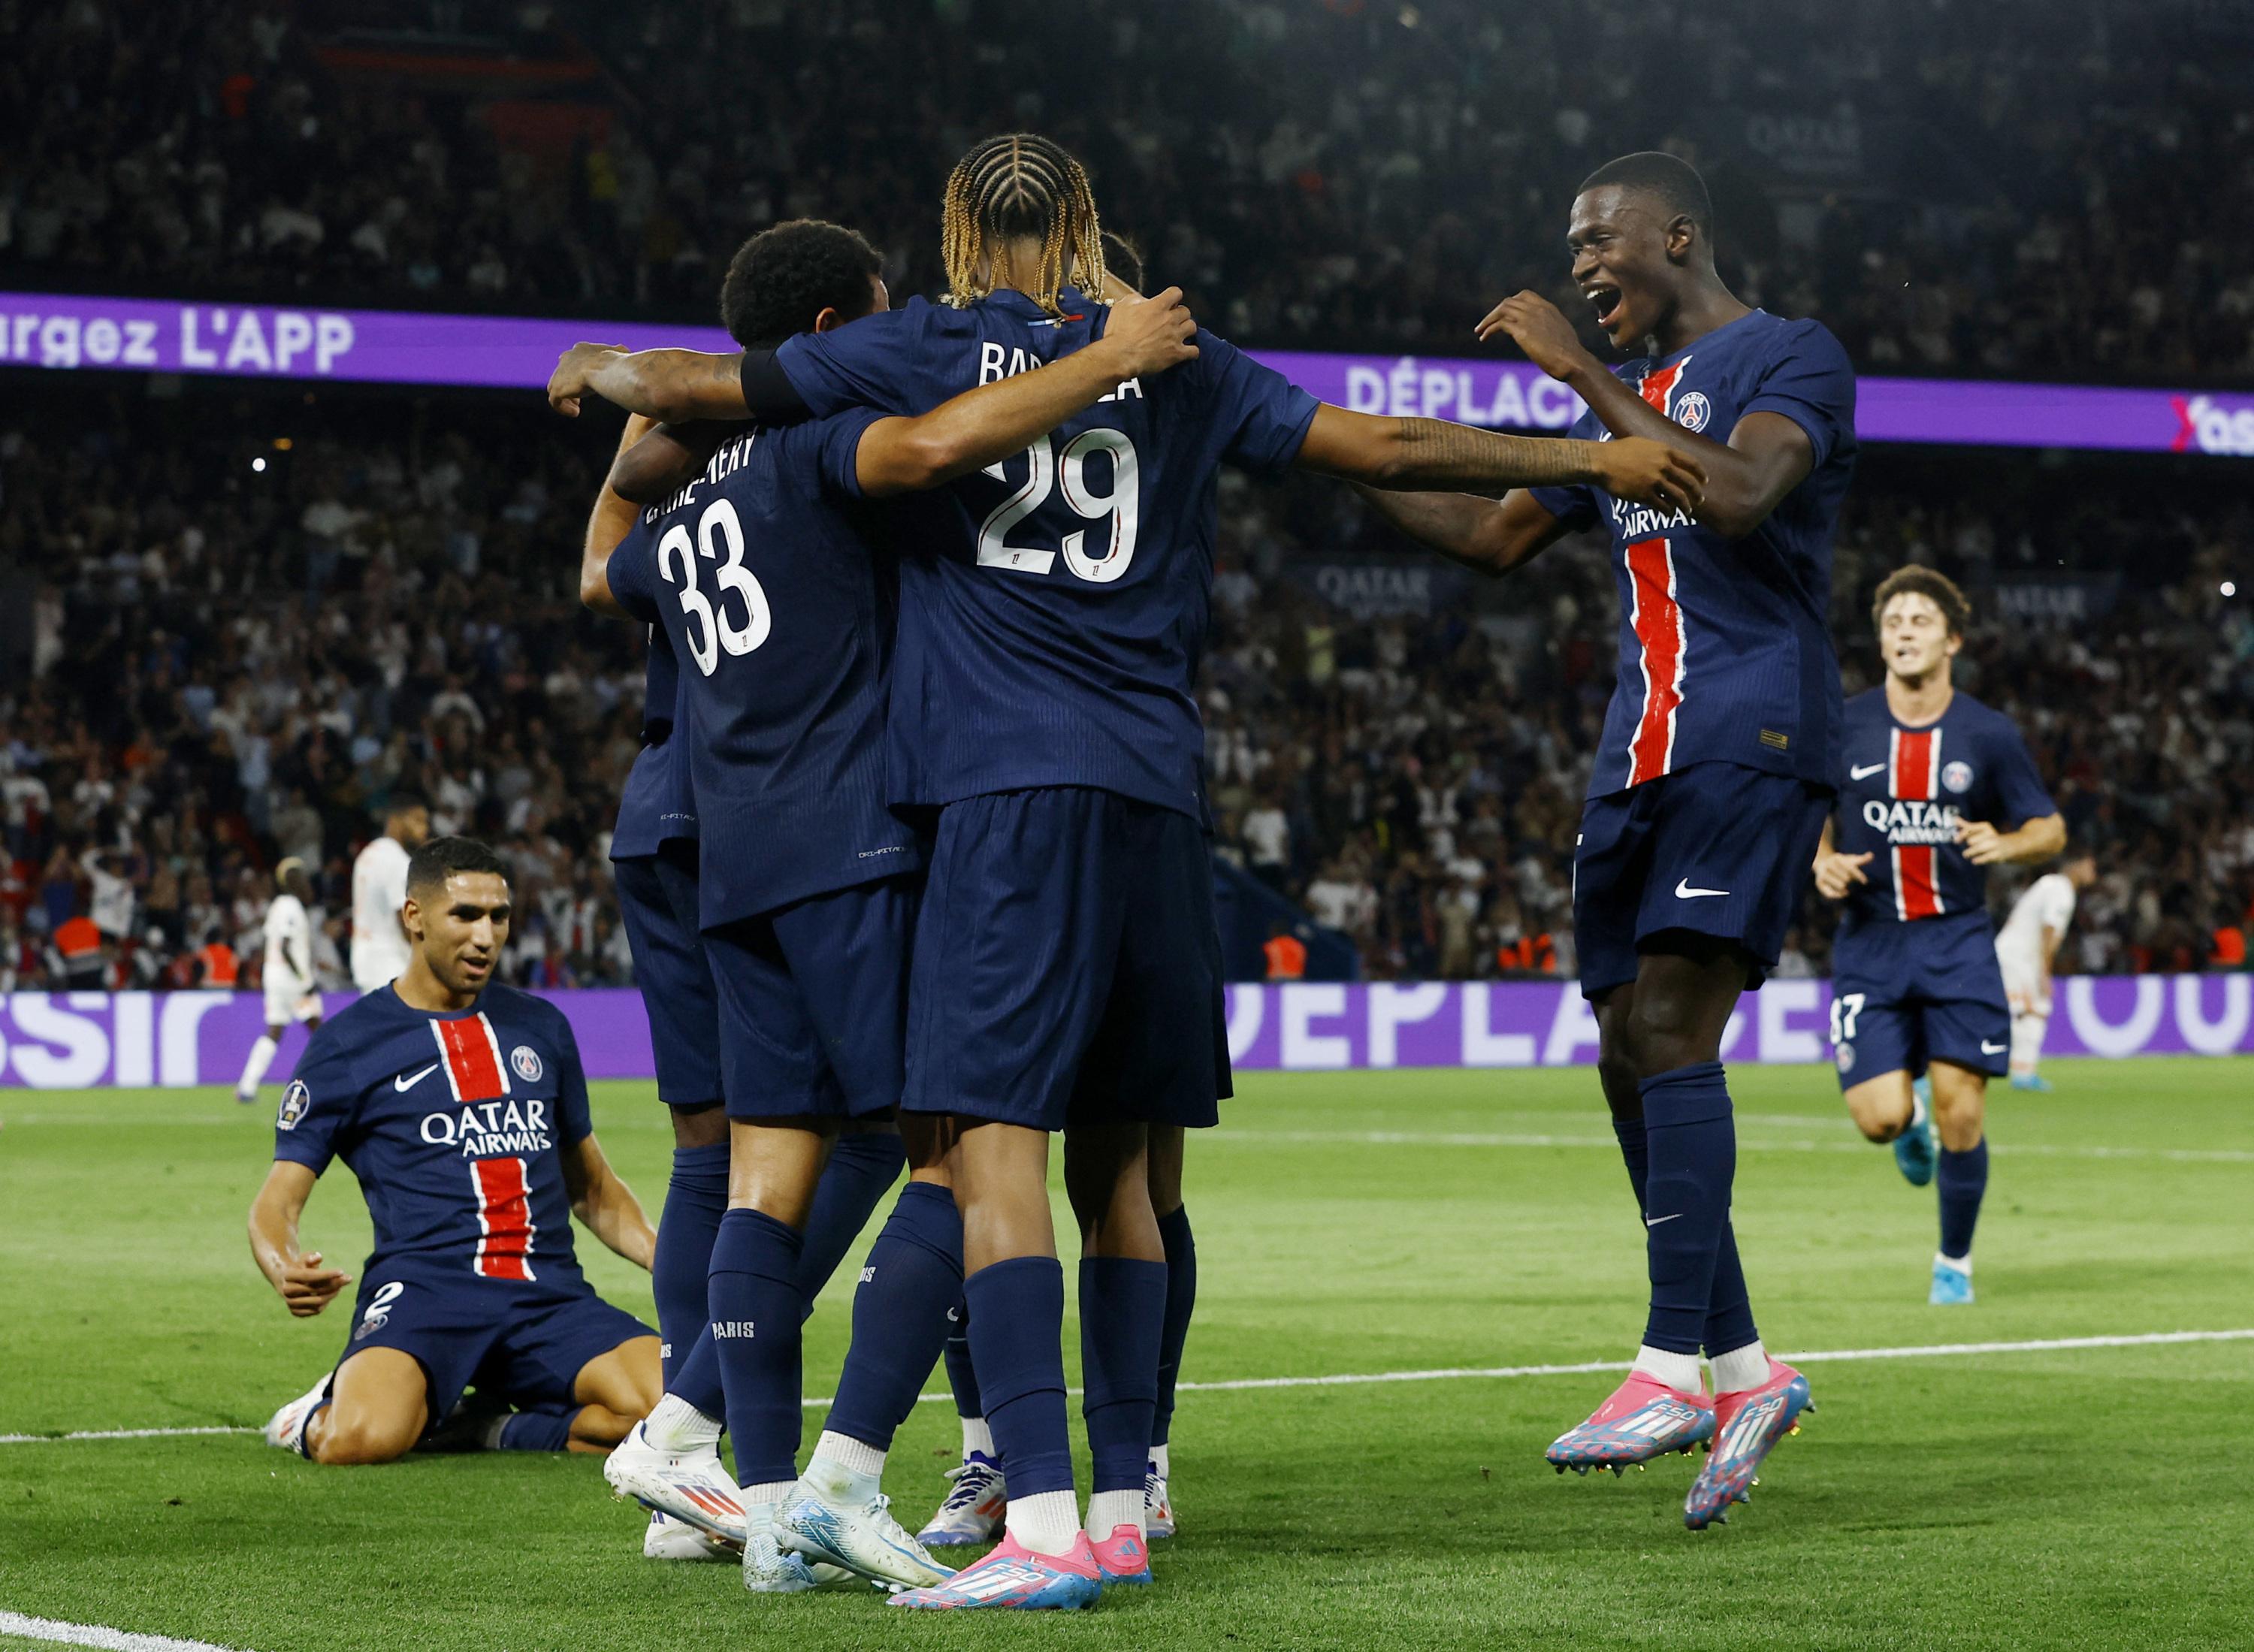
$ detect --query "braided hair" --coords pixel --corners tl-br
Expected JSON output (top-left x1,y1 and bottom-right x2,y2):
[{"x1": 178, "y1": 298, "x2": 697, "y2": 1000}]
[{"x1": 940, "y1": 131, "x2": 1107, "y2": 316}]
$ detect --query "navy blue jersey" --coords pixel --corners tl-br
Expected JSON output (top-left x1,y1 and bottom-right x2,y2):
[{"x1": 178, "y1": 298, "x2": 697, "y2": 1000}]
[
  {"x1": 273, "y1": 984, "x2": 593, "y2": 1285},
  {"x1": 606, "y1": 415, "x2": 922, "y2": 926},
  {"x1": 1528, "y1": 310, "x2": 1857, "y2": 799},
  {"x1": 775, "y1": 288, "x2": 1319, "y2": 820},
  {"x1": 609, "y1": 633, "x2": 696, "y2": 859},
  {"x1": 1835, "y1": 688, "x2": 2054, "y2": 926}
]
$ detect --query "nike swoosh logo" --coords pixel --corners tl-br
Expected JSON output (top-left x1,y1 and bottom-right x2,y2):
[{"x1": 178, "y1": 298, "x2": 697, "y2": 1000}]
[
  {"x1": 1645, "y1": 1213, "x2": 1682, "y2": 1228},
  {"x1": 394, "y1": 1062, "x2": 440, "y2": 1092},
  {"x1": 1674, "y1": 880, "x2": 1730, "y2": 899},
  {"x1": 1851, "y1": 762, "x2": 1887, "y2": 780},
  {"x1": 1981, "y1": 1040, "x2": 2006, "y2": 1054}
]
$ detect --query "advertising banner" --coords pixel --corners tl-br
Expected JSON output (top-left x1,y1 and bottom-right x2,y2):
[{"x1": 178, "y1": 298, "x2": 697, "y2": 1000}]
[
  {"x1": 5, "y1": 289, "x2": 2250, "y2": 456},
  {"x1": 2, "y1": 976, "x2": 2246, "y2": 1090}
]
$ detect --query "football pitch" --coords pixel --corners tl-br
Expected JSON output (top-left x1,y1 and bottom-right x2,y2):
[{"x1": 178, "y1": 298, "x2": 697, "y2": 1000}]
[{"x1": 3, "y1": 1059, "x2": 2249, "y2": 1650}]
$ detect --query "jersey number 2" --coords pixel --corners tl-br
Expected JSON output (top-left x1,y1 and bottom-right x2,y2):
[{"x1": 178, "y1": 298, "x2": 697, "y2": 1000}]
[
  {"x1": 657, "y1": 497, "x2": 771, "y2": 676},
  {"x1": 976, "y1": 430, "x2": 1140, "y2": 583}
]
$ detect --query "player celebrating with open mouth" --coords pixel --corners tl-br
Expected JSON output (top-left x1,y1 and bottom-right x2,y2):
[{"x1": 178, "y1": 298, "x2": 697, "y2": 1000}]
[{"x1": 1814, "y1": 567, "x2": 2065, "y2": 1305}]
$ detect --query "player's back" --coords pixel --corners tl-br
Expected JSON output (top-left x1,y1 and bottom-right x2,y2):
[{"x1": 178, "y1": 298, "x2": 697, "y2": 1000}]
[
  {"x1": 605, "y1": 419, "x2": 921, "y2": 927},
  {"x1": 775, "y1": 288, "x2": 1317, "y2": 820},
  {"x1": 276, "y1": 983, "x2": 591, "y2": 1285},
  {"x1": 350, "y1": 837, "x2": 409, "y2": 972},
  {"x1": 1998, "y1": 871, "x2": 2077, "y2": 957},
  {"x1": 264, "y1": 892, "x2": 310, "y2": 980}
]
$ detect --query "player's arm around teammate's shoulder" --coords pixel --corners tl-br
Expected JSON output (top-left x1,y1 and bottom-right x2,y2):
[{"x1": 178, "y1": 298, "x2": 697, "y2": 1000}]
[
  {"x1": 548, "y1": 342, "x2": 778, "y2": 425},
  {"x1": 850, "y1": 285, "x2": 1198, "y2": 497},
  {"x1": 248, "y1": 1160, "x2": 352, "y2": 1318},
  {"x1": 1479, "y1": 291, "x2": 1835, "y2": 539}
]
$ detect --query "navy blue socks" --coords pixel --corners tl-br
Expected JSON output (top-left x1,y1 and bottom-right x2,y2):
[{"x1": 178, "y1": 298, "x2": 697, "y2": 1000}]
[
  {"x1": 823, "y1": 1182, "x2": 965, "y2": 1450},
  {"x1": 707, "y1": 1207, "x2": 806, "y2": 1488},
  {"x1": 653, "y1": 1141, "x2": 730, "y2": 1388},
  {"x1": 944, "y1": 1301, "x2": 981, "y2": 1421},
  {"x1": 964, "y1": 1257, "x2": 1074, "y2": 1499},
  {"x1": 1151, "y1": 1205, "x2": 1197, "y2": 1450},
  {"x1": 495, "y1": 1403, "x2": 576, "y2": 1452},
  {"x1": 1080, "y1": 1256, "x2": 1167, "y2": 1496},
  {"x1": 1937, "y1": 1138, "x2": 1988, "y2": 1261},
  {"x1": 1614, "y1": 1107, "x2": 1757, "y2": 1359},
  {"x1": 793, "y1": 1129, "x2": 906, "y2": 1318},
  {"x1": 1638, "y1": 1062, "x2": 1737, "y2": 1357}
]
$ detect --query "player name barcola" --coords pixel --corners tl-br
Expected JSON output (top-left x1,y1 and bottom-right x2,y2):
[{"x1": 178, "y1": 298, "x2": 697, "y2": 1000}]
[
  {"x1": 418, "y1": 1097, "x2": 554, "y2": 1157},
  {"x1": 1863, "y1": 798, "x2": 1962, "y2": 844}
]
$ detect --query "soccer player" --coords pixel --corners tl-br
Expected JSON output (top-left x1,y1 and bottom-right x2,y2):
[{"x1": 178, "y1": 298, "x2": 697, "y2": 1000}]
[
  {"x1": 249, "y1": 835, "x2": 664, "y2": 1466},
  {"x1": 234, "y1": 857, "x2": 322, "y2": 1104},
  {"x1": 349, "y1": 795, "x2": 429, "y2": 992},
  {"x1": 552, "y1": 131, "x2": 1705, "y2": 1605},
  {"x1": 1813, "y1": 569, "x2": 2065, "y2": 1304},
  {"x1": 1994, "y1": 852, "x2": 2095, "y2": 1092},
  {"x1": 1355, "y1": 151, "x2": 1855, "y2": 1527},
  {"x1": 576, "y1": 216, "x2": 1207, "y2": 1595}
]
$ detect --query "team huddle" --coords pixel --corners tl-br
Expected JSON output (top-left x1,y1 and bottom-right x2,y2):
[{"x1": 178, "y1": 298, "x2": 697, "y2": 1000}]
[{"x1": 242, "y1": 131, "x2": 2086, "y2": 1607}]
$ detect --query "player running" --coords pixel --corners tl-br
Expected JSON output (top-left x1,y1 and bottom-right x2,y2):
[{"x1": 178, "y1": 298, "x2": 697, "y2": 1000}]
[
  {"x1": 1814, "y1": 568, "x2": 2065, "y2": 1304},
  {"x1": 349, "y1": 795, "x2": 429, "y2": 992},
  {"x1": 554, "y1": 131, "x2": 1705, "y2": 1605},
  {"x1": 575, "y1": 216, "x2": 1209, "y2": 1596},
  {"x1": 234, "y1": 857, "x2": 323, "y2": 1104},
  {"x1": 1994, "y1": 853, "x2": 2095, "y2": 1092},
  {"x1": 1357, "y1": 152, "x2": 1855, "y2": 1527},
  {"x1": 249, "y1": 835, "x2": 664, "y2": 1465}
]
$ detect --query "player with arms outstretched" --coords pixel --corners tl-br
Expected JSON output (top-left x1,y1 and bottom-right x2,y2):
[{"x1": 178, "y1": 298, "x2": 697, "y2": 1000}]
[
  {"x1": 1813, "y1": 568, "x2": 2065, "y2": 1304},
  {"x1": 554, "y1": 131, "x2": 1706, "y2": 1605},
  {"x1": 1358, "y1": 152, "x2": 1856, "y2": 1527},
  {"x1": 1993, "y1": 852, "x2": 2095, "y2": 1092},
  {"x1": 249, "y1": 835, "x2": 663, "y2": 1465}
]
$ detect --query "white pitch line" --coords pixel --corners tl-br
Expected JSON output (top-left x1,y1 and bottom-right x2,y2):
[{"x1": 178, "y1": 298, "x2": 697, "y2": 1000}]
[
  {"x1": 0, "y1": 1611, "x2": 251, "y2": 1652},
  {"x1": 8, "y1": 1329, "x2": 2246, "y2": 1445},
  {"x1": 1204, "y1": 1128, "x2": 2254, "y2": 1164}
]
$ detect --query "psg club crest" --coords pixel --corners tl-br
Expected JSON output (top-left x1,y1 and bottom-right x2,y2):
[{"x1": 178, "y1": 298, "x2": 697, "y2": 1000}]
[
  {"x1": 277, "y1": 1079, "x2": 310, "y2": 1131},
  {"x1": 1942, "y1": 760, "x2": 1975, "y2": 794},
  {"x1": 1836, "y1": 1042, "x2": 1856, "y2": 1074},
  {"x1": 1673, "y1": 391, "x2": 1712, "y2": 433},
  {"x1": 510, "y1": 1045, "x2": 545, "y2": 1083}
]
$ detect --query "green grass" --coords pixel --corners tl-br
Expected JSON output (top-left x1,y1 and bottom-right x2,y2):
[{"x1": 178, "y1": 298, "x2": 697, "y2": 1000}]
[{"x1": 2, "y1": 1059, "x2": 2251, "y2": 1650}]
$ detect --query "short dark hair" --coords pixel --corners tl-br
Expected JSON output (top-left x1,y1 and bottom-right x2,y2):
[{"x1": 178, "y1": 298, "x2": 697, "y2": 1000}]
[
  {"x1": 1578, "y1": 150, "x2": 1713, "y2": 237},
  {"x1": 1100, "y1": 230, "x2": 1145, "y2": 294},
  {"x1": 385, "y1": 791, "x2": 428, "y2": 820},
  {"x1": 1871, "y1": 566, "x2": 1971, "y2": 637},
  {"x1": 720, "y1": 220, "x2": 884, "y2": 350},
  {"x1": 406, "y1": 835, "x2": 509, "y2": 902}
]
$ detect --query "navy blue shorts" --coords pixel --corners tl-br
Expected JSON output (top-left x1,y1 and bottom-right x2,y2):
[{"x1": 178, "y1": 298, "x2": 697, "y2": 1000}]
[
  {"x1": 612, "y1": 843, "x2": 722, "y2": 1109},
  {"x1": 905, "y1": 787, "x2": 1230, "y2": 1134},
  {"x1": 705, "y1": 873, "x2": 919, "y2": 1122},
  {"x1": 1574, "y1": 761, "x2": 1833, "y2": 1001},
  {"x1": 336, "y1": 1270, "x2": 652, "y2": 1424},
  {"x1": 1829, "y1": 911, "x2": 2010, "y2": 1087}
]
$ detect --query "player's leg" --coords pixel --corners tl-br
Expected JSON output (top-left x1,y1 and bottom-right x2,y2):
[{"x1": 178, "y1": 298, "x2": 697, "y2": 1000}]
[
  {"x1": 567, "y1": 1334, "x2": 664, "y2": 1449},
  {"x1": 917, "y1": 1288, "x2": 1002, "y2": 1548},
  {"x1": 1144, "y1": 1123, "x2": 1192, "y2": 1539},
  {"x1": 235, "y1": 1019, "x2": 289, "y2": 1103},
  {"x1": 2001, "y1": 959, "x2": 2054, "y2": 1091},
  {"x1": 1926, "y1": 1061, "x2": 1989, "y2": 1302},
  {"x1": 1064, "y1": 1120, "x2": 1163, "y2": 1583},
  {"x1": 301, "y1": 1347, "x2": 431, "y2": 1465}
]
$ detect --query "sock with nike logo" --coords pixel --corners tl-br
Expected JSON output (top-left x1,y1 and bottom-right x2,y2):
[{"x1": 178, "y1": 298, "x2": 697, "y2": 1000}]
[
  {"x1": 1638, "y1": 1062, "x2": 1738, "y2": 1357},
  {"x1": 1937, "y1": 1137, "x2": 1988, "y2": 1262},
  {"x1": 1612, "y1": 1114, "x2": 1758, "y2": 1360},
  {"x1": 822, "y1": 1182, "x2": 963, "y2": 1454},
  {"x1": 708, "y1": 1207, "x2": 806, "y2": 1489}
]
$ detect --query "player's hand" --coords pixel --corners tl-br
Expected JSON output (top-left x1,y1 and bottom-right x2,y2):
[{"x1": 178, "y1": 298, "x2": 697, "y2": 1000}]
[
  {"x1": 1594, "y1": 437, "x2": 1706, "y2": 515},
  {"x1": 1812, "y1": 848, "x2": 1873, "y2": 902},
  {"x1": 1956, "y1": 819, "x2": 2008, "y2": 864},
  {"x1": 275, "y1": 1250, "x2": 351, "y2": 1318},
  {"x1": 1476, "y1": 291, "x2": 1597, "y2": 379},
  {"x1": 1101, "y1": 286, "x2": 1199, "y2": 379},
  {"x1": 548, "y1": 343, "x2": 628, "y2": 417}
]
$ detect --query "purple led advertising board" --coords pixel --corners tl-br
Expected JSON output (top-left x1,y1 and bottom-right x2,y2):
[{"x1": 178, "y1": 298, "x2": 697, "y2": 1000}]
[
  {"x1": 2, "y1": 977, "x2": 2247, "y2": 1089},
  {"x1": 6, "y1": 288, "x2": 2250, "y2": 456}
]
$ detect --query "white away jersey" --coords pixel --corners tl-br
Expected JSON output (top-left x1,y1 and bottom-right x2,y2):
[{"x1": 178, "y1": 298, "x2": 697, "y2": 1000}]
[
  {"x1": 351, "y1": 836, "x2": 412, "y2": 989},
  {"x1": 1997, "y1": 872, "x2": 2077, "y2": 964},
  {"x1": 264, "y1": 893, "x2": 314, "y2": 995}
]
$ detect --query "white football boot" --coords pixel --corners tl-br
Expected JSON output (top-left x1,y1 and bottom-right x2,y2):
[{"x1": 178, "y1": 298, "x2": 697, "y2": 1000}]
[
  {"x1": 642, "y1": 1510, "x2": 737, "y2": 1561},
  {"x1": 603, "y1": 1418, "x2": 749, "y2": 1547},
  {"x1": 263, "y1": 1373, "x2": 334, "y2": 1457}
]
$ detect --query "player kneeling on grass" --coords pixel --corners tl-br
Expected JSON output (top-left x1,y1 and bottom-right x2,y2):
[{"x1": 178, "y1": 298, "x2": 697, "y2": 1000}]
[{"x1": 248, "y1": 835, "x2": 664, "y2": 1465}]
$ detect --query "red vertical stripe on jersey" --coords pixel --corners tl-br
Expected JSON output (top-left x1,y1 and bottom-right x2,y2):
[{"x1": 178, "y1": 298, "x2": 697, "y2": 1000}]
[
  {"x1": 1637, "y1": 358, "x2": 1689, "y2": 415},
  {"x1": 470, "y1": 1155, "x2": 536, "y2": 1282},
  {"x1": 1890, "y1": 727, "x2": 1944, "y2": 920},
  {"x1": 434, "y1": 1013, "x2": 509, "y2": 1102},
  {"x1": 1625, "y1": 537, "x2": 1685, "y2": 785}
]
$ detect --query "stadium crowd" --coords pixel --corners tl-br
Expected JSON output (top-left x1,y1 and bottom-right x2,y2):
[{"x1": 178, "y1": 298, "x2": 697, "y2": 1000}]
[
  {"x1": 5, "y1": 397, "x2": 2249, "y2": 992},
  {"x1": 6, "y1": 0, "x2": 2250, "y2": 379}
]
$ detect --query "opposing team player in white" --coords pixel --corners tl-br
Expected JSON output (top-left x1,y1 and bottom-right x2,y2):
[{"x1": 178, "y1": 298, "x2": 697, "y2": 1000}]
[
  {"x1": 1994, "y1": 853, "x2": 2095, "y2": 1092},
  {"x1": 350, "y1": 795, "x2": 430, "y2": 992},
  {"x1": 235, "y1": 857, "x2": 324, "y2": 1103}
]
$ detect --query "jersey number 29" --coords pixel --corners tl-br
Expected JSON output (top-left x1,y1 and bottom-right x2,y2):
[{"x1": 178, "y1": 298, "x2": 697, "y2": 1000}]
[
  {"x1": 657, "y1": 498, "x2": 772, "y2": 675},
  {"x1": 977, "y1": 430, "x2": 1140, "y2": 583}
]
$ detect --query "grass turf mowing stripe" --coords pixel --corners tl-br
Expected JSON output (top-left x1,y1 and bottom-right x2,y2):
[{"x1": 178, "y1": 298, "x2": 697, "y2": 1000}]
[
  {"x1": 1207, "y1": 1128, "x2": 2254, "y2": 1162},
  {"x1": 9, "y1": 1327, "x2": 2246, "y2": 1445},
  {"x1": 0, "y1": 1611, "x2": 251, "y2": 1652}
]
